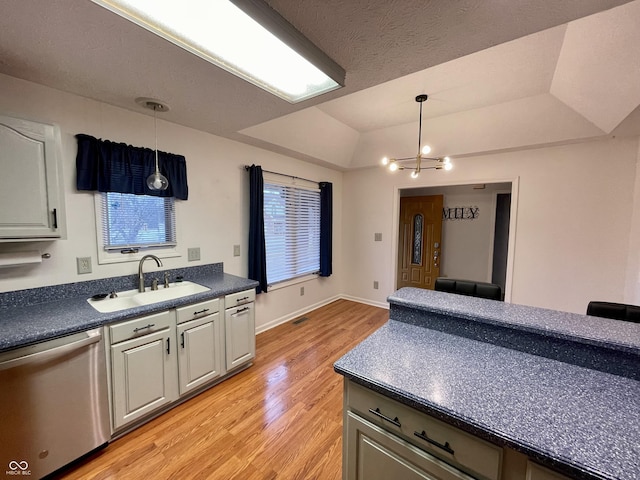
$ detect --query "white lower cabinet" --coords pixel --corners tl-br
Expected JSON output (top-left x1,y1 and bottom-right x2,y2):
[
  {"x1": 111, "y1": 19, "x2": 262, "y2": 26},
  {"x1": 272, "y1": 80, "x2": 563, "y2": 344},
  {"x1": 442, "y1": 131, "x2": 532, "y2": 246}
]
[
  {"x1": 109, "y1": 311, "x2": 178, "y2": 431},
  {"x1": 176, "y1": 299, "x2": 224, "y2": 395},
  {"x1": 107, "y1": 292, "x2": 256, "y2": 435},
  {"x1": 224, "y1": 290, "x2": 256, "y2": 371}
]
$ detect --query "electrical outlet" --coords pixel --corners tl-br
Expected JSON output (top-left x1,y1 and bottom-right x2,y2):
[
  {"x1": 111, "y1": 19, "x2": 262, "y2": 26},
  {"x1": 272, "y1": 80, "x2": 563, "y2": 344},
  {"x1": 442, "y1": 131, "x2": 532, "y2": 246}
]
[
  {"x1": 300, "y1": 286, "x2": 305, "y2": 296},
  {"x1": 233, "y1": 244, "x2": 241, "y2": 257},
  {"x1": 374, "y1": 233, "x2": 382, "y2": 242},
  {"x1": 373, "y1": 281, "x2": 379, "y2": 290},
  {"x1": 187, "y1": 247, "x2": 200, "y2": 262},
  {"x1": 77, "y1": 257, "x2": 92, "y2": 274}
]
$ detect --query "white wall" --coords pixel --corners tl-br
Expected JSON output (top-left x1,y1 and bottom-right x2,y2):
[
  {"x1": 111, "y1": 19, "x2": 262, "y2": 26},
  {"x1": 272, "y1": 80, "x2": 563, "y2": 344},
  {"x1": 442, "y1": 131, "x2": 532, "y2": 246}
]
[
  {"x1": 343, "y1": 137, "x2": 640, "y2": 314},
  {"x1": 440, "y1": 191, "x2": 495, "y2": 282},
  {"x1": 0, "y1": 74, "x2": 344, "y2": 331}
]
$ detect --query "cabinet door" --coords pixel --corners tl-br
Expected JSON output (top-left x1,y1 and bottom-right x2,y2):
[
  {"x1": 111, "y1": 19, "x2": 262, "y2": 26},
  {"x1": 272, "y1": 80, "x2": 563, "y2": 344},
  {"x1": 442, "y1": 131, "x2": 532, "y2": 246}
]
[
  {"x1": 225, "y1": 303, "x2": 255, "y2": 370},
  {"x1": 527, "y1": 462, "x2": 572, "y2": 480},
  {"x1": 345, "y1": 412, "x2": 475, "y2": 480},
  {"x1": 111, "y1": 328, "x2": 178, "y2": 430},
  {"x1": 0, "y1": 115, "x2": 64, "y2": 239},
  {"x1": 177, "y1": 313, "x2": 224, "y2": 395}
]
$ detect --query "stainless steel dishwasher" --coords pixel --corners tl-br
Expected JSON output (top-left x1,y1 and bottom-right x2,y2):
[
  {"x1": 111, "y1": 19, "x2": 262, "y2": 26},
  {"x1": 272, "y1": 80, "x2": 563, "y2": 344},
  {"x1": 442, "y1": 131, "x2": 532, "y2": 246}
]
[{"x1": 0, "y1": 328, "x2": 110, "y2": 479}]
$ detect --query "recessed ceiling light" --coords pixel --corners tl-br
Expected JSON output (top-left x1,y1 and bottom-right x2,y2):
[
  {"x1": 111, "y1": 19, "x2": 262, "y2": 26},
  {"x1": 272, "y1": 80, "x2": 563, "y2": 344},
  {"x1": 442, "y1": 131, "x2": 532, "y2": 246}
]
[{"x1": 91, "y1": 0, "x2": 345, "y2": 103}]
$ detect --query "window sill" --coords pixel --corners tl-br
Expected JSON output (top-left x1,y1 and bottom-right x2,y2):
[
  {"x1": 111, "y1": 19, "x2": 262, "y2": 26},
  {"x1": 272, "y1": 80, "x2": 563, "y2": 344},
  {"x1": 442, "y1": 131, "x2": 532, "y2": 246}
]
[
  {"x1": 268, "y1": 273, "x2": 319, "y2": 291},
  {"x1": 96, "y1": 248, "x2": 180, "y2": 265}
]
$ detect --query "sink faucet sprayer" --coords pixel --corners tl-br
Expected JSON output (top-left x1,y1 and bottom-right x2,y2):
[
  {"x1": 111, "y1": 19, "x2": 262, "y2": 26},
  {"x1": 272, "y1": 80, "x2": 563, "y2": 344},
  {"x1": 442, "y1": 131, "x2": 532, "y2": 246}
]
[{"x1": 138, "y1": 255, "x2": 162, "y2": 293}]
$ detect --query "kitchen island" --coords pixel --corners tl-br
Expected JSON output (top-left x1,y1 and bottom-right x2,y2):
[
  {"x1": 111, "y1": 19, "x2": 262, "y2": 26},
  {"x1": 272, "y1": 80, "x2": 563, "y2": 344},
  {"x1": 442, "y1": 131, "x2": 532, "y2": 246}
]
[{"x1": 334, "y1": 288, "x2": 640, "y2": 480}]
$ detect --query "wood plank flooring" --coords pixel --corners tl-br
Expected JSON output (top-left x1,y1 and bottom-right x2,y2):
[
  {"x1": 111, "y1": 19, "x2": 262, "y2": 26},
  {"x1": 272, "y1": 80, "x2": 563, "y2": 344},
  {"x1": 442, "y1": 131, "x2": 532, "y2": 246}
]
[{"x1": 53, "y1": 299, "x2": 388, "y2": 480}]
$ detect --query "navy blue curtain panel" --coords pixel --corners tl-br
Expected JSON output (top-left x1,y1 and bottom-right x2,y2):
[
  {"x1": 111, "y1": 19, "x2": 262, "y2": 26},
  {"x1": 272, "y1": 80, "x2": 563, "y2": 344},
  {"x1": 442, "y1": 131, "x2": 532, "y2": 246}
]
[
  {"x1": 319, "y1": 182, "x2": 333, "y2": 277},
  {"x1": 75, "y1": 134, "x2": 189, "y2": 200},
  {"x1": 248, "y1": 165, "x2": 268, "y2": 293}
]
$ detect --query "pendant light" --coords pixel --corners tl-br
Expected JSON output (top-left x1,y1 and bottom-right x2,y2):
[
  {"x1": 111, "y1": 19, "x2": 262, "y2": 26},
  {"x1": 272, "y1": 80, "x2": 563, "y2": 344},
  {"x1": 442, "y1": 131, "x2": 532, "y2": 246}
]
[
  {"x1": 381, "y1": 94, "x2": 453, "y2": 178},
  {"x1": 136, "y1": 97, "x2": 170, "y2": 191}
]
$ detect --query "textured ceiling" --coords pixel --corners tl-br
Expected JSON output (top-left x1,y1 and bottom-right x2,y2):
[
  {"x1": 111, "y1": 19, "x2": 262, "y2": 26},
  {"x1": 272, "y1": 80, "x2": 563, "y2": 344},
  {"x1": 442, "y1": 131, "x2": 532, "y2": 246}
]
[{"x1": 0, "y1": 0, "x2": 637, "y2": 170}]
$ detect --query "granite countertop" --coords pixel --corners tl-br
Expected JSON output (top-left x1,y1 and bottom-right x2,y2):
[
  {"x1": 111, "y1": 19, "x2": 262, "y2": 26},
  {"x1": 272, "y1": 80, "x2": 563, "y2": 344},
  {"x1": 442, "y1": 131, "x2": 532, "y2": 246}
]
[
  {"x1": 334, "y1": 288, "x2": 640, "y2": 480},
  {"x1": 0, "y1": 263, "x2": 258, "y2": 353}
]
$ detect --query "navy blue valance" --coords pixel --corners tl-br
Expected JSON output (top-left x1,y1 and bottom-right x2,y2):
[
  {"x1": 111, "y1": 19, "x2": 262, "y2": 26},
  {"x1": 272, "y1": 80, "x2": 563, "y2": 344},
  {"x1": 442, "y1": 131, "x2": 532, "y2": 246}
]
[{"x1": 75, "y1": 134, "x2": 189, "y2": 200}]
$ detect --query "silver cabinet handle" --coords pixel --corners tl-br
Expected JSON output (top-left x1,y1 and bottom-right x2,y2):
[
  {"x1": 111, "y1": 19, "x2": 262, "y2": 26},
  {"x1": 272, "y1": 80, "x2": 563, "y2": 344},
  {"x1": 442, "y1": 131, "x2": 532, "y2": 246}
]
[
  {"x1": 133, "y1": 323, "x2": 155, "y2": 333},
  {"x1": 0, "y1": 331, "x2": 102, "y2": 371},
  {"x1": 232, "y1": 306, "x2": 250, "y2": 316}
]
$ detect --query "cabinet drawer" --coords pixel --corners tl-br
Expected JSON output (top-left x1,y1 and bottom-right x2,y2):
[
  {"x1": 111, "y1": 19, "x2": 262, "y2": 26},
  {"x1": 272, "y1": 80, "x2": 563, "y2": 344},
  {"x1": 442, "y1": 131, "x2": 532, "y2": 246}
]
[
  {"x1": 109, "y1": 310, "x2": 173, "y2": 344},
  {"x1": 347, "y1": 381, "x2": 502, "y2": 480},
  {"x1": 225, "y1": 289, "x2": 255, "y2": 308},
  {"x1": 176, "y1": 298, "x2": 220, "y2": 324}
]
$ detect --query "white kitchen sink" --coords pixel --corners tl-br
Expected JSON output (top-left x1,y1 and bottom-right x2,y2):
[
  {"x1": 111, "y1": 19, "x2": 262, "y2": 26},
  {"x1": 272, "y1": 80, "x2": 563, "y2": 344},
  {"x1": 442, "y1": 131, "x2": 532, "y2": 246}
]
[{"x1": 87, "y1": 281, "x2": 211, "y2": 313}]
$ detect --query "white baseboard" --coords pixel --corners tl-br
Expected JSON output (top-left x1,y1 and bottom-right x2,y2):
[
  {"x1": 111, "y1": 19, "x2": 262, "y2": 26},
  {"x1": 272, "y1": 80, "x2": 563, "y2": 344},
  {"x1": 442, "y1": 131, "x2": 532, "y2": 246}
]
[
  {"x1": 255, "y1": 294, "x2": 390, "y2": 335},
  {"x1": 255, "y1": 294, "x2": 342, "y2": 334},
  {"x1": 339, "y1": 294, "x2": 390, "y2": 310}
]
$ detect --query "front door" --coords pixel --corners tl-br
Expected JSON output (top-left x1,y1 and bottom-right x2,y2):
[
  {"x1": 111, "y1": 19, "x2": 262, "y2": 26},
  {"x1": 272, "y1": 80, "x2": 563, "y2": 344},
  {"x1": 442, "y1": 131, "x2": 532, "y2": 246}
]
[{"x1": 397, "y1": 195, "x2": 443, "y2": 290}]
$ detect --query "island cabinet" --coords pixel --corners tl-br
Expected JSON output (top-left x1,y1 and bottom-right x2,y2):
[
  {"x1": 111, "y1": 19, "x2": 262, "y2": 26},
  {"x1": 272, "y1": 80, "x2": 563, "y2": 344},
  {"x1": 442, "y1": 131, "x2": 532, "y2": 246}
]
[
  {"x1": 343, "y1": 380, "x2": 575, "y2": 480},
  {"x1": 344, "y1": 379, "x2": 502, "y2": 480},
  {"x1": 109, "y1": 310, "x2": 178, "y2": 431},
  {"x1": 176, "y1": 298, "x2": 224, "y2": 395}
]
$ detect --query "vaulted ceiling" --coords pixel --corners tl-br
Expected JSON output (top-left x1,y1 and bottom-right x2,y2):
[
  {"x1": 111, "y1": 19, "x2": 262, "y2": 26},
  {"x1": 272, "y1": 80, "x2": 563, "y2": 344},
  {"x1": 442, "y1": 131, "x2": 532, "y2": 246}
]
[{"x1": 1, "y1": 0, "x2": 638, "y2": 170}]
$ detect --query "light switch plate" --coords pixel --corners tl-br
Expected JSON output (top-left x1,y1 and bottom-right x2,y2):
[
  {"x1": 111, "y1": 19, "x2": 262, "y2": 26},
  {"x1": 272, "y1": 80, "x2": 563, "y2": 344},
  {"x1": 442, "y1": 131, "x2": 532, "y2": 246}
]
[
  {"x1": 187, "y1": 247, "x2": 200, "y2": 262},
  {"x1": 77, "y1": 256, "x2": 92, "y2": 274},
  {"x1": 233, "y1": 244, "x2": 241, "y2": 257},
  {"x1": 373, "y1": 281, "x2": 379, "y2": 290},
  {"x1": 374, "y1": 233, "x2": 382, "y2": 242}
]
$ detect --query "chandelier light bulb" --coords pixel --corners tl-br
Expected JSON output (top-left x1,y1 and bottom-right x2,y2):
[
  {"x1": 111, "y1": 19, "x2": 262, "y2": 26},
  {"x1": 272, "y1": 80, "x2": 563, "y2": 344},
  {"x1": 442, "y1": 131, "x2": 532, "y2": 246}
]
[
  {"x1": 443, "y1": 156, "x2": 451, "y2": 164},
  {"x1": 421, "y1": 145, "x2": 431, "y2": 155},
  {"x1": 410, "y1": 170, "x2": 419, "y2": 179},
  {"x1": 389, "y1": 162, "x2": 398, "y2": 172},
  {"x1": 444, "y1": 162, "x2": 453, "y2": 171},
  {"x1": 381, "y1": 156, "x2": 389, "y2": 166}
]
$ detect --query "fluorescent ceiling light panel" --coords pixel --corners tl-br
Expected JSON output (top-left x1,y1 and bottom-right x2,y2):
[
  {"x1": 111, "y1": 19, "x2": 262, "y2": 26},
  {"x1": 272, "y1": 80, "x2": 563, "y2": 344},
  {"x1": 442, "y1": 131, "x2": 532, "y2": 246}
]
[{"x1": 91, "y1": 0, "x2": 345, "y2": 102}]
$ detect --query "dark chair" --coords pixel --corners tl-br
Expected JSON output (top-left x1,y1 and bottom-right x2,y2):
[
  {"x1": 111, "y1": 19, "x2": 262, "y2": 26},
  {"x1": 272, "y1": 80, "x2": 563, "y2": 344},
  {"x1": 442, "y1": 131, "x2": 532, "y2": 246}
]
[
  {"x1": 434, "y1": 277, "x2": 503, "y2": 301},
  {"x1": 586, "y1": 301, "x2": 640, "y2": 323}
]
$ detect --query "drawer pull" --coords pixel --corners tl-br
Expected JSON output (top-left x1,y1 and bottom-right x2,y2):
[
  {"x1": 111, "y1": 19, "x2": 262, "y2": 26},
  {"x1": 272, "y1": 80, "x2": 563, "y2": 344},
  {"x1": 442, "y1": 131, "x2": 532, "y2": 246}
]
[
  {"x1": 414, "y1": 430, "x2": 455, "y2": 455},
  {"x1": 194, "y1": 308, "x2": 210, "y2": 315},
  {"x1": 133, "y1": 323, "x2": 155, "y2": 333},
  {"x1": 369, "y1": 408, "x2": 401, "y2": 428},
  {"x1": 236, "y1": 296, "x2": 249, "y2": 302},
  {"x1": 232, "y1": 306, "x2": 250, "y2": 316}
]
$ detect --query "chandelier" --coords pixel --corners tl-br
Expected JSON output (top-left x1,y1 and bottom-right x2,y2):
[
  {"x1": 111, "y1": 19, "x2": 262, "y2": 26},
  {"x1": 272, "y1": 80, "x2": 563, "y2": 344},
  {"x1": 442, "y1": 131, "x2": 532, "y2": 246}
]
[{"x1": 381, "y1": 94, "x2": 452, "y2": 178}]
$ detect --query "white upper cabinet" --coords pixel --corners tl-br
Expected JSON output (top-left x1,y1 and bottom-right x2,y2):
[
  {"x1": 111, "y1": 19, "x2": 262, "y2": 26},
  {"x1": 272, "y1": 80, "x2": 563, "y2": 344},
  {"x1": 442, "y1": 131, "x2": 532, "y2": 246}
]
[{"x1": 0, "y1": 114, "x2": 66, "y2": 240}]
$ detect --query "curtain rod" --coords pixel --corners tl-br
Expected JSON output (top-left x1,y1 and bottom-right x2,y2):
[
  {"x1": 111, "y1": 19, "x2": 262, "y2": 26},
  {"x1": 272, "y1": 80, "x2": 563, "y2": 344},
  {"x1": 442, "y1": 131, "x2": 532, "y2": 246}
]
[{"x1": 244, "y1": 165, "x2": 319, "y2": 185}]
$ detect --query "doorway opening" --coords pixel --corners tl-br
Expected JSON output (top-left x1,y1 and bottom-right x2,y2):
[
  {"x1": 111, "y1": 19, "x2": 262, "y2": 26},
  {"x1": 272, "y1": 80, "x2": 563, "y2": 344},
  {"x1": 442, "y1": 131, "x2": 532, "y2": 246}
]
[{"x1": 395, "y1": 181, "x2": 515, "y2": 301}]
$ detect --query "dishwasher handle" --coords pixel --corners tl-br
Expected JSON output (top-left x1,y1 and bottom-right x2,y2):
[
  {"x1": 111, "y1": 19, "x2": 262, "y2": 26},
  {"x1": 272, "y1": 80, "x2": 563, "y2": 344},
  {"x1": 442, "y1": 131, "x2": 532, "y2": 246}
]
[{"x1": 0, "y1": 330, "x2": 102, "y2": 371}]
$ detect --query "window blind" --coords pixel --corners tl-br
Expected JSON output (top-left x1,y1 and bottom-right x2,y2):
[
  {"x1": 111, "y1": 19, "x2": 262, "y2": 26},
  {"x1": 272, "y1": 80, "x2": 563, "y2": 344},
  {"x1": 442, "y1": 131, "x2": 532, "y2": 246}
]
[
  {"x1": 263, "y1": 182, "x2": 320, "y2": 284},
  {"x1": 101, "y1": 192, "x2": 176, "y2": 251}
]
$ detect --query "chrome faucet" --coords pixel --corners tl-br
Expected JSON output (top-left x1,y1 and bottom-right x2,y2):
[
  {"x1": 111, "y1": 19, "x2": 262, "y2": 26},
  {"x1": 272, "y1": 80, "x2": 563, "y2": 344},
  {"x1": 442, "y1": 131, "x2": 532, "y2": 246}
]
[{"x1": 138, "y1": 255, "x2": 163, "y2": 293}]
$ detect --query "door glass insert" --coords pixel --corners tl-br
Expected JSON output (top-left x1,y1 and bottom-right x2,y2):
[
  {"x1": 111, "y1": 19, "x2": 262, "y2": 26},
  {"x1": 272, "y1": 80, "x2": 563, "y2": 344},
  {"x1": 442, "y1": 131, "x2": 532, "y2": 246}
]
[{"x1": 412, "y1": 214, "x2": 423, "y2": 264}]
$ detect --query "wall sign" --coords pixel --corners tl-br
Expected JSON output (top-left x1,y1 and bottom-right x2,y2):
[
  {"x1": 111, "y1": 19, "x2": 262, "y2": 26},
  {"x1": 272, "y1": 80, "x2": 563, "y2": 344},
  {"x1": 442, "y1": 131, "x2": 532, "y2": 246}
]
[{"x1": 442, "y1": 206, "x2": 479, "y2": 220}]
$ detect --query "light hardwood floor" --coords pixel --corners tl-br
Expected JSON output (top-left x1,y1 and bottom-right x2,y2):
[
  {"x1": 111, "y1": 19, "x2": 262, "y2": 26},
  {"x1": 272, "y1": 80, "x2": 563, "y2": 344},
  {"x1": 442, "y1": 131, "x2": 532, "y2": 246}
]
[{"x1": 53, "y1": 299, "x2": 388, "y2": 480}]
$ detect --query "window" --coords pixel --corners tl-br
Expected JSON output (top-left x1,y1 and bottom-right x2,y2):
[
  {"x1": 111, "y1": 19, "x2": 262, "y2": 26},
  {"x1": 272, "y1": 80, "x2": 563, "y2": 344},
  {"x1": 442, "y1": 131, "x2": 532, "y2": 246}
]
[
  {"x1": 263, "y1": 181, "x2": 320, "y2": 285},
  {"x1": 100, "y1": 192, "x2": 176, "y2": 252}
]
